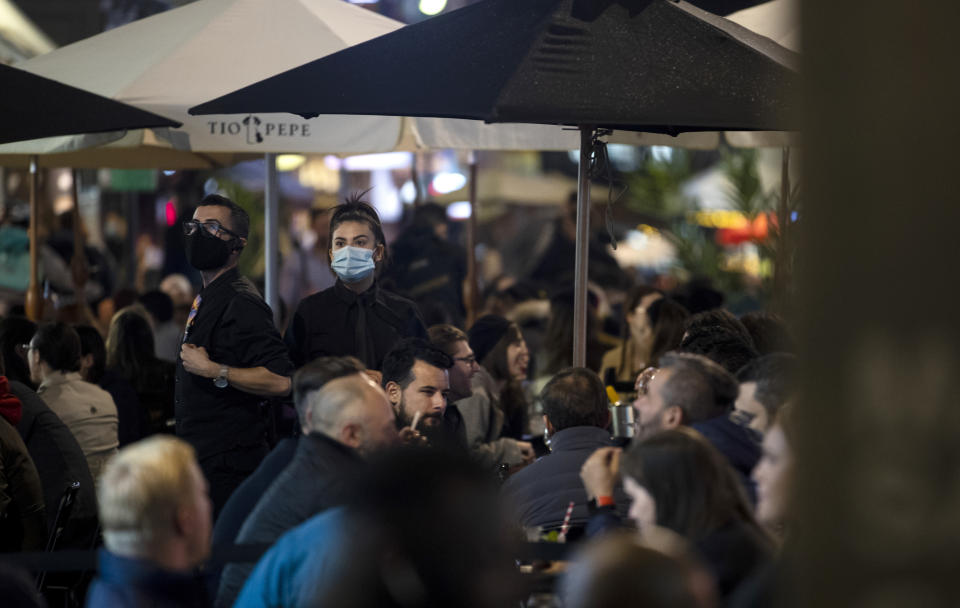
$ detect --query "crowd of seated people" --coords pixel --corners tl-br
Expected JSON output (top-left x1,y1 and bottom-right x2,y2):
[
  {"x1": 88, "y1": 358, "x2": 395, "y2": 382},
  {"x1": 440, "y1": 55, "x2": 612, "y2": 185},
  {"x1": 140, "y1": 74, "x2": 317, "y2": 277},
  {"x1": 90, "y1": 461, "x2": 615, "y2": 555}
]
[{"x1": 0, "y1": 192, "x2": 802, "y2": 608}]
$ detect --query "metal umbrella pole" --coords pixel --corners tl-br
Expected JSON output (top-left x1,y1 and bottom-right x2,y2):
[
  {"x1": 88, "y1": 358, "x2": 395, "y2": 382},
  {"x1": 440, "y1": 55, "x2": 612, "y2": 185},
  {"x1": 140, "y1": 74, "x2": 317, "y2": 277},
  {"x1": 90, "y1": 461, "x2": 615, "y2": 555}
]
[
  {"x1": 572, "y1": 126, "x2": 595, "y2": 369},
  {"x1": 264, "y1": 153, "x2": 280, "y2": 326},
  {"x1": 25, "y1": 156, "x2": 41, "y2": 321},
  {"x1": 773, "y1": 146, "x2": 792, "y2": 314},
  {"x1": 71, "y1": 169, "x2": 88, "y2": 298},
  {"x1": 466, "y1": 150, "x2": 480, "y2": 327}
]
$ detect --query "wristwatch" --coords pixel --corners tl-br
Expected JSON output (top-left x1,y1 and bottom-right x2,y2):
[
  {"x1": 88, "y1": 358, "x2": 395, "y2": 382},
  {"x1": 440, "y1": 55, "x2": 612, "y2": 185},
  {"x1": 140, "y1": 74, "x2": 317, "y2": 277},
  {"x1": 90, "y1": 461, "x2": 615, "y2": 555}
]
[{"x1": 213, "y1": 365, "x2": 229, "y2": 388}]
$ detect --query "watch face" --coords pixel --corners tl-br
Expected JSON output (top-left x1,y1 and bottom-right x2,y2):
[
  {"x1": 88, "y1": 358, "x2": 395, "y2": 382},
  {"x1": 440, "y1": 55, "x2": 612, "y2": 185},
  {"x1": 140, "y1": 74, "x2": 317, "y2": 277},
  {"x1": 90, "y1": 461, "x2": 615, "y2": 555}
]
[{"x1": 214, "y1": 376, "x2": 228, "y2": 389}]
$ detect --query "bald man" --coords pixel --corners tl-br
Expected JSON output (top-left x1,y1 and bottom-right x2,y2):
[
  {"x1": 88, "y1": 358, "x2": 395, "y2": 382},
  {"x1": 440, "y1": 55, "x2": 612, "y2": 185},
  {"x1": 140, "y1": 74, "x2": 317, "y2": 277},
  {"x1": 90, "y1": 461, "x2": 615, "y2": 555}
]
[{"x1": 216, "y1": 368, "x2": 399, "y2": 608}]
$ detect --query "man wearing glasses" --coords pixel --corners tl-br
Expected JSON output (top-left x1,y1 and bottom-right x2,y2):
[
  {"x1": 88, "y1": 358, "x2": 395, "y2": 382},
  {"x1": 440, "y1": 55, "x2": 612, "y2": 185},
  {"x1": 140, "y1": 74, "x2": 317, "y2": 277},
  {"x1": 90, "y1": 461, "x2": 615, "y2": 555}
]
[
  {"x1": 427, "y1": 324, "x2": 534, "y2": 469},
  {"x1": 176, "y1": 194, "x2": 293, "y2": 517}
]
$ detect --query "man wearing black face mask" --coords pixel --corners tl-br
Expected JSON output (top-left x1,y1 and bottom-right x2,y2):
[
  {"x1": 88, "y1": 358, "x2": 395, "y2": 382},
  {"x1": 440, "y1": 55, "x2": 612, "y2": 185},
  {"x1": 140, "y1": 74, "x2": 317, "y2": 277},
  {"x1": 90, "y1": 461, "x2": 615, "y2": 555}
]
[{"x1": 176, "y1": 194, "x2": 293, "y2": 517}]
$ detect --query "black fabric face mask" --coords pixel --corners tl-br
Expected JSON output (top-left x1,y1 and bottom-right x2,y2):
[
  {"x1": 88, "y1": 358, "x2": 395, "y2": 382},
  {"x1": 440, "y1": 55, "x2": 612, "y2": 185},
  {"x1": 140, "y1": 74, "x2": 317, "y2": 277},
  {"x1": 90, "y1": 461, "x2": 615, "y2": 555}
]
[{"x1": 185, "y1": 231, "x2": 234, "y2": 271}]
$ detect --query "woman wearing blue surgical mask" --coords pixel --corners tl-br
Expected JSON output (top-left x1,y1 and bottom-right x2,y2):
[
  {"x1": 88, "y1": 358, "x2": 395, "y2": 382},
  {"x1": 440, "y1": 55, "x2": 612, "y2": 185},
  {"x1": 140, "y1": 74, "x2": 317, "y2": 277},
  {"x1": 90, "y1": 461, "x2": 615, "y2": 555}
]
[{"x1": 285, "y1": 194, "x2": 427, "y2": 373}]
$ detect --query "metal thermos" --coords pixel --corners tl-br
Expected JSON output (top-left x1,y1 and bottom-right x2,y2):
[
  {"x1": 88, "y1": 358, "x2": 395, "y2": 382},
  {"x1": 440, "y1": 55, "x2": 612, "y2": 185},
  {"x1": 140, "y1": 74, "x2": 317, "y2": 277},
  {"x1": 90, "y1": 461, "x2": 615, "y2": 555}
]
[{"x1": 606, "y1": 386, "x2": 635, "y2": 439}]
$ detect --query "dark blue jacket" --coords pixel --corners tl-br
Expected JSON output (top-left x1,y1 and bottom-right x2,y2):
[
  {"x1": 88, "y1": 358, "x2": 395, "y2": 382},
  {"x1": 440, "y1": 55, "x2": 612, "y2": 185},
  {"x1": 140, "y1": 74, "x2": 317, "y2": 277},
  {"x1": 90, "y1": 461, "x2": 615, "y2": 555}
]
[
  {"x1": 86, "y1": 550, "x2": 210, "y2": 608},
  {"x1": 692, "y1": 414, "x2": 761, "y2": 503},
  {"x1": 215, "y1": 433, "x2": 363, "y2": 608},
  {"x1": 233, "y1": 508, "x2": 349, "y2": 608},
  {"x1": 501, "y1": 426, "x2": 630, "y2": 532},
  {"x1": 207, "y1": 437, "x2": 298, "y2": 597},
  {"x1": 212, "y1": 437, "x2": 299, "y2": 548}
]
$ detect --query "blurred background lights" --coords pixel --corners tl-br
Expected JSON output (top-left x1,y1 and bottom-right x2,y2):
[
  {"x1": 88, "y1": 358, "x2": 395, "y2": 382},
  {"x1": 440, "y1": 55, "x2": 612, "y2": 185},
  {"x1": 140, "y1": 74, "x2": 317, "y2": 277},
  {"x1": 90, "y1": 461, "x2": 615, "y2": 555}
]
[
  {"x1": 343, "y1": 152, "x2": 412, "y2": 172},
  {"x1": 162, "y1": 170, "x2": 176, "y2": 176},
  {"x1": 446, "y1": 201, "x2": 471, "y2": 220},
  {"x1": 650, "y1": 146, "x2": 674, "y2": 162},
  {"x1": 419, "y1": 0, "x2": 447, "y2": 16},
  {"x1": 323, "y1": 155, "x2": 343, "y2": 171},
  {"x1": 165, "y1": 199, "x2": 177, "y2": 227},
  {"x1": 369, "y1": 169, "x2": 402, "y2": 222},
  {"x1": 56, "y1": 171, "x2": 72, "y2": 192},
  {"x1": 400, "y1": 180, "x2": 417, "y2": 204},
  {"x1": 430, "y1": 171, "x2": 467, "y2": 195},
  {"x1": 276, "y1": 154, "x2": 306, "y2": 172}
]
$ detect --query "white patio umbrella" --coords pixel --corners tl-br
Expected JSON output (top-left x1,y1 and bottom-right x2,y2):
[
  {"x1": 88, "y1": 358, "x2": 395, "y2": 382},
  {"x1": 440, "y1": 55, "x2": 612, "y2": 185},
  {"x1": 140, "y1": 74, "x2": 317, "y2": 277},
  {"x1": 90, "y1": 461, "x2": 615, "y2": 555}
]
[
  {"x1": 0, "y1": 0, "x2": 719, "y2": 317},
  {"x1": 0, "y1": 0, "x2": 717, "y2": 167},
  {"x1": 724, "y1": 0, "x2": 800, "y2": 148},
  {"x1": 728, "y1": 0, "x2": 799, "y2": 52}
]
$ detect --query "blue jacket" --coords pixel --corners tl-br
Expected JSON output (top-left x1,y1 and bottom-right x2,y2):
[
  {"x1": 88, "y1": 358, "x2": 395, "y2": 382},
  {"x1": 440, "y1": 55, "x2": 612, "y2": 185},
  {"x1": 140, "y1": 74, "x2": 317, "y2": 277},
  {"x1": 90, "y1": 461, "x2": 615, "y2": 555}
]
[
  {"x1": 86, "y1": 550, "x2": 210, "y2": 608},
  {"x1": 234, "y1": 508, "x2": 348, "y2": 608},
  {"x1": 501, "y1": 426, "x2": 630, "y2": 532},
  {"x1": 215, "y1": 434, "x2": 362, "y2": 608},
  {"x1": 207, "y1": 437, "x2": 298, "y2": 597},
  {"x1": 212, "y1": 438, "x2": 299, "y2": 549},
  {"x1": 692, "y1": 414, "x2": 761, "y2": 503}
]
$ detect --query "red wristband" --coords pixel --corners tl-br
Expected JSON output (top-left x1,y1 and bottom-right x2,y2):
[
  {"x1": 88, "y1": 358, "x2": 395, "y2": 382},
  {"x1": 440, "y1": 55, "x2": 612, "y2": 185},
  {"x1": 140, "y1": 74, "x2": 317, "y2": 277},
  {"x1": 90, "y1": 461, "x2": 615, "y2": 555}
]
[{"x1": 596, "y1": 495, "x2": 616, "y2": 507}]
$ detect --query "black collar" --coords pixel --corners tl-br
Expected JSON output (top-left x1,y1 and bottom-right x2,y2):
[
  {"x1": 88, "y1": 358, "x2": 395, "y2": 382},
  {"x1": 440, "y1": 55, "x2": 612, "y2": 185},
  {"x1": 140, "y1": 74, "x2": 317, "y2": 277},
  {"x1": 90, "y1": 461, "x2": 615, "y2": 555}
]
[
  {"x1": 200, "y1": 266, "x2": 240, "y2": 297},
  {"x1": 333, "y1": 278, "x2": 380, "y2": 307}
]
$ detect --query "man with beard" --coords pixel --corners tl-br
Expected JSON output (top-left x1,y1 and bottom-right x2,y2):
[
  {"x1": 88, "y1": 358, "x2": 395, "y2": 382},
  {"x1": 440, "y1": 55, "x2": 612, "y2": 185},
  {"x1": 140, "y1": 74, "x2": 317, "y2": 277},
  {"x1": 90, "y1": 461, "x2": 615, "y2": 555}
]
[
  {"x1": 175, "y1": 194, "x2": 292, "y2": 517},
  {"x1": 631, "y1": 352, "x2": 759, "y2": 500},
  {"x1": 428, "y1": 324, "x2": 533, "y2": 468},
  {"x1": 381, "y1": 339, "x2": 466, "y2": 449}
]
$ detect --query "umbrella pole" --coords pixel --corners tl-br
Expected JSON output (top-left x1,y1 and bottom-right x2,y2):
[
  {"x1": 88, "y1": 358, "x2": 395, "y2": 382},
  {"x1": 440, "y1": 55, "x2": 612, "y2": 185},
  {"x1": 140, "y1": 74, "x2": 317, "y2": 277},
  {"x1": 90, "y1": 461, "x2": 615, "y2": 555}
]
[
  {"x1": 25, "y1": 156, "x2": 41, "y2": 321},
  {"x1": 411, "y1": 152, "x2": 423, "y2": 207},
  {"x1": 774, "y1": 146, "x2": 791, "y2": 315},
  {"x1": 466, "y1": 151, "x2": 479, "y2": 327},
  {"x1": 71, "y1": 170, "x2": 89, "y2": 297},
  {"x1": 573, "y1": 126, "x2": 594, "y2": 368},
  {"x1": 264, "y1": 153, "x2": 280, "y2": 326}
]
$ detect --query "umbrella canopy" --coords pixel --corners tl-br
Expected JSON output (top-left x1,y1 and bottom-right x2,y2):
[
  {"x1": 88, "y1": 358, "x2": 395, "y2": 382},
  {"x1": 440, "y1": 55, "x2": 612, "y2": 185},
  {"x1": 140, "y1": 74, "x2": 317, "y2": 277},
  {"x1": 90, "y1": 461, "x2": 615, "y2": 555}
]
[
  {"x1": 0, "y1": 0, "x2": 682, "y2": 169},
  {"x1": 0, "y1": 62, "x2": 179, "y2": 144},
  {"x1": 191, "y1": 0, "x2": 800, "y2": 367},
  {"x1": 726, "y1": 0, "x2": 798, "y2": 52},
  {"x1": 723, "y1": 0, "x2": 799, "y2": 147},
  {"x1": 191, "y1": 0, "x2": 799, "y2": 133}
]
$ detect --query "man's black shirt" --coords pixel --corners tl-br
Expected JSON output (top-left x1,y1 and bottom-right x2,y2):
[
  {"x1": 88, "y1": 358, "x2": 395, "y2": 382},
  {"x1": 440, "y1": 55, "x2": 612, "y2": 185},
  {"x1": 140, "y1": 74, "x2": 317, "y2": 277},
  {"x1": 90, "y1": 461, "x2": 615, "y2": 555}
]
[
  {"x1": 175, "y1": 268, "x2": 292, "y2": 462},
  {"x1": 286, "y1": 279, "x2": 426, "y2": 371}
]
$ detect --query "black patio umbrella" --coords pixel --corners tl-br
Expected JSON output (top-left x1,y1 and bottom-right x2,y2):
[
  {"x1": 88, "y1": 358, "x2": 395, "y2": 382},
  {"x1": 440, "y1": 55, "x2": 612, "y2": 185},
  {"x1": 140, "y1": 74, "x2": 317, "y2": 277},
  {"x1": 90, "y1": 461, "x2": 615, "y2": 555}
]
[
  {"x1": 191, "y1": 0, "x2": 799, "y2": 366},
  {"x1": 1, "y1": 62, "x2": 180, "y2": 144},
  {"x1": 1, "y1": 62, "x2": 180, "y2": 320}
]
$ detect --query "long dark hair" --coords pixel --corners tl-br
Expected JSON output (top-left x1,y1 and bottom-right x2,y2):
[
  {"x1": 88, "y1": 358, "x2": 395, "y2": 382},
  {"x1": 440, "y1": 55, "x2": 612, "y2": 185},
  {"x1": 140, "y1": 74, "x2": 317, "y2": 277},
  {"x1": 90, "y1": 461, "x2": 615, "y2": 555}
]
[
  {"x1": 620, "y1": 427, "x2": 766, "y2": 542},
  {"x1": 646, "y1": 298, "x2": 690, "y2": 367},
  {"x1": 542, "y1": 289, "x2": 598, "y2": 376},
  {"x1": 106, "y1": 307, "x2": 161, "y2": 393},
  {"x1": 481, "y1": 323, "x2": 528, "y2": 439},
  {"x1": 75, "y1": 324, "x2": 107, "y2": 383},
  {"x1": 617, "y1": 286, "x2": 660, "y2": 376}
]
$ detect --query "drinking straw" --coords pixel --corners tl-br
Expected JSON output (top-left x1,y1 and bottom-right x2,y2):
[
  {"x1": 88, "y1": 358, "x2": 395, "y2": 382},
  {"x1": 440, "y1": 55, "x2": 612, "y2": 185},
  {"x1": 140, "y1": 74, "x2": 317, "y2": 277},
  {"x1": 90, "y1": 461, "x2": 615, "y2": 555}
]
[{"x1": 558, "y1": 501, "x2": 575, "y2": 543}]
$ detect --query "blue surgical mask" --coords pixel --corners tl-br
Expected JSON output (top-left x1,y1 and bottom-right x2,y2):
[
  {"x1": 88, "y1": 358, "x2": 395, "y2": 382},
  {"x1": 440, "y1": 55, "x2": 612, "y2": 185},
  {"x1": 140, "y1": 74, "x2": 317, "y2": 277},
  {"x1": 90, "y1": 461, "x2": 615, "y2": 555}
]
[{"x1": 331, "y1": 246, "x2": 376, "y2": 283}]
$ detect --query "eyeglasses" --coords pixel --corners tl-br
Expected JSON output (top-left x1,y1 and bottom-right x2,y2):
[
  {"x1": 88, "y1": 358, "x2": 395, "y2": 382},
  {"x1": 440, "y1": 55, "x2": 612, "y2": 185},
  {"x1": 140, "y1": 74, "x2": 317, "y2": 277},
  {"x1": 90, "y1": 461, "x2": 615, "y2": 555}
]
[
  {"x1": 183, "y1": 220, "x2": 241, "y2": 240},
  {"x1": 454, "y1": 355, "x2": 478, "y2": 366},
  {"x1": 635, "y1": 366, "x2": 658, "y2": 396}
]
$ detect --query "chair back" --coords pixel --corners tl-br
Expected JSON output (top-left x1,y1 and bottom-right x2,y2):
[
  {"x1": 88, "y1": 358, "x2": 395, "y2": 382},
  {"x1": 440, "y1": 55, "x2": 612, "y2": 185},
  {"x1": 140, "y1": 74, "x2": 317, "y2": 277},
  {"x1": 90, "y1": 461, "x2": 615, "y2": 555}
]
[{"x1": 35, "y1": 481, "x2": 81, "y2": 591}]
